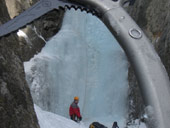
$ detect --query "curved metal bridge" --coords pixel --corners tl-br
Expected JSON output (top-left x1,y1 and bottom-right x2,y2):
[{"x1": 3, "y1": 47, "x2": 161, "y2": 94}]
[{"x1": 0, "y1": 0, "x2": 170, "y2": 127}]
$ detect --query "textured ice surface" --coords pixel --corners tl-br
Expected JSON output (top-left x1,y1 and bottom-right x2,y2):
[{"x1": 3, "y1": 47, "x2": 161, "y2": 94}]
[{"x1": 25, "y1": 9, "x2": 129, "y2": 127}]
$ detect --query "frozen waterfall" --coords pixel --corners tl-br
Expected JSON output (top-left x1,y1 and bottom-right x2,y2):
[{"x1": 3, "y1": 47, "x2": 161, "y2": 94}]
[{"x1": 24, "y1": 9, "x2": 129, "y2": 127}]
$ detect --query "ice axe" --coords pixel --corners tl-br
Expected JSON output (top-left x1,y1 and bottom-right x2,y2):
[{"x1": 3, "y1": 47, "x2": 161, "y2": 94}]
[{"x1": 0, "y1": 0, "x2": 170, "y2": 127}]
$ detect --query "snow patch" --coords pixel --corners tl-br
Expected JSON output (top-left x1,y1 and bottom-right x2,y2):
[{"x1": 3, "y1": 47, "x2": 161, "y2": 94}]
[
  {"x1": 34, "y1": 104, "x2": 87, "y2": 128},
  {"x1": 17, "y1": 29, "x2": 31, "y2": 45}
]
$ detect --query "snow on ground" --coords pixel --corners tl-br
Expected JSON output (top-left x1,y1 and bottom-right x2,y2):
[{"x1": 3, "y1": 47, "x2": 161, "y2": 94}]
[
  {"x1": 34, "y1": 104, "x2": 147, "y2": 128},
  {"x1": 34, "y1": 105, "x2": 87, "y2": 128}
]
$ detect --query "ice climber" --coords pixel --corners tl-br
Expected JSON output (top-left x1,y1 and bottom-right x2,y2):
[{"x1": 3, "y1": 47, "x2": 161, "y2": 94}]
[
  {"x1": 69, "y1": 96, "x2": 82, "y2": 122},
  {"x1": 112, "y1": 122, "x2": 119, "y2": 128}
]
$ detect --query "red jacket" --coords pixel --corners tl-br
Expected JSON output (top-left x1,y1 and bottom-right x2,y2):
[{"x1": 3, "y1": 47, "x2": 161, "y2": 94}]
[{"x1": 69, "y1": 102, "x2": 81, "y2": 118}]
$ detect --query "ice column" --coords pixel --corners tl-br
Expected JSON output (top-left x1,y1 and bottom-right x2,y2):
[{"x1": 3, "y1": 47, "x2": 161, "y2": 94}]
[{"x1": 24, "y1": 9, "x2": 129, "y2": 124}]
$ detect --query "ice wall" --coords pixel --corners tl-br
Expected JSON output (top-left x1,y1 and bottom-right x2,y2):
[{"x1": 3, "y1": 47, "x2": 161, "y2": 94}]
[{"x1": 24, "y1": 9, "x2": 129, "y2": 127}]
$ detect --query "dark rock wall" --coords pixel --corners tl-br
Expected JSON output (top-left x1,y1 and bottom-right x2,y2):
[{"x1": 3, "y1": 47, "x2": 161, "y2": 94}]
[
  {"x1": 4, "y1": 0, "x2": 39, "y2": 19},
  {"x1": 0, "y1": 0, "x2": 64, "y2": 127},
  {"x1": 126, "y1": 0, "x2": 170, "y2": 125},
  {"x1": 4, "y1": 0, "x2": 64, "y2": 61},
  {"x1": 0, "y1": 0, "x2": 40, "y2": 127}
]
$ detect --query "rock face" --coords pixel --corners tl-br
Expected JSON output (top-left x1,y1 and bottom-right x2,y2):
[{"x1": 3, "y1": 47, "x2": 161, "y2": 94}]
[
  {"x1": 4, "y1": 0, "x2": 64, "y2": 61},
  {"x1": 0, "y1": 0, "x2": 64, "y2": 128},
  {"x1": 5, "y1": 0, "x2": 39, "y2": 19},
  {"x1": 126, "y1": 0, "x2": 170, "y2": 125},
  {"x1": 0, "y1": 1, "x2": 39, "y2": 127}
]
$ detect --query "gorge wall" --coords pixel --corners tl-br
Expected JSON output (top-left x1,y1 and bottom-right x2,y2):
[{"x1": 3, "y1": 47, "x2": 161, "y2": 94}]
[{"x1": 0, "y1": 0, "x2": 64, "y2": 127}]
